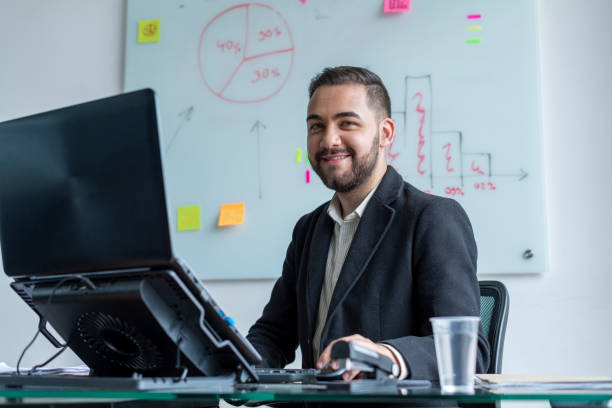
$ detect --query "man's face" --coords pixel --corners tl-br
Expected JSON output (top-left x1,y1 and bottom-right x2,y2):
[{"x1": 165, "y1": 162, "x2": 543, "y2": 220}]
[{"x1": 306, "y1": 84, "x2": 382, "y2": 193}]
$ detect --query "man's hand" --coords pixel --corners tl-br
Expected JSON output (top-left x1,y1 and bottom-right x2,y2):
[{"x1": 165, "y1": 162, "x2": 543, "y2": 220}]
[{"x1": 316, "y1": 334, "x2": 398, "y2": 381}]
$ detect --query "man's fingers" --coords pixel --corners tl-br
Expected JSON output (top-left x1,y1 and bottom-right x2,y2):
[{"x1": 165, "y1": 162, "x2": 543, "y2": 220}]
[
  {"x1": 316, "y1": 334, "x2": 370, "y2": 370},
  {"x1": 342, "y1": 369, "x2": 361, "y2": 381},
  {"x1": 316, "y1": 338, "x2": 339, "y2": 369}
]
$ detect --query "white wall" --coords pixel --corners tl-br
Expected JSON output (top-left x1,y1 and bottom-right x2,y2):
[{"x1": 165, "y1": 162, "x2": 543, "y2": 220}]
[{"x1": 1, "y1": 0, "x2": 611, "y2": 376}]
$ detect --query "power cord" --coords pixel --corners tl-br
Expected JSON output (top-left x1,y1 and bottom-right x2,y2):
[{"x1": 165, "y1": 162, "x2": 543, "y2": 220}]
[{"x1": 16, "y1": 275, "x2": 96, "y2": 375}]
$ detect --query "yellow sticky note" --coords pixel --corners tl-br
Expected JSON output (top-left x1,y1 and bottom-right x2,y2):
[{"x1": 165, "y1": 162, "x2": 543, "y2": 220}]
[
  {"x1": 218, "y1": 203, "x2": 245, "y2": 227},
  {"x1": 138, "y1": 19, "x2": 161, "y2": 43},
  {"x1": 177, "y1": 205, "x2": 200, "y2": 231},
  {"x1": 296, "y1": 148, "x2": 302, "y2": 163}
]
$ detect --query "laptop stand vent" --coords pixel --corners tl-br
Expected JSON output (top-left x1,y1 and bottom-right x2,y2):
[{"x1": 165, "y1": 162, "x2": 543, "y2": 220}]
[
  {"x1": 77, "y1": 311, "x2": 163, "y2": 371},
  {"x1": 163, "y1": 276, "x2": 189, "y2": 301},
  {"x1": 13, "y1": 286, "x2": 36, "y2": 309}
]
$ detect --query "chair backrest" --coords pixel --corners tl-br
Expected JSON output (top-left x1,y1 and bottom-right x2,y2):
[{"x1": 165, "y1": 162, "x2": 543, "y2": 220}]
[{"x1": 479, "y1": 280, "x2": 509, "y2": 374}]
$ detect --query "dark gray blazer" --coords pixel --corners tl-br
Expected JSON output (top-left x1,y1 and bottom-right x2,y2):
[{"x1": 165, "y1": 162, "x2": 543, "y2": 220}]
[{"x1": 247, "y1": 166, "x2": 490, "y2": 379}]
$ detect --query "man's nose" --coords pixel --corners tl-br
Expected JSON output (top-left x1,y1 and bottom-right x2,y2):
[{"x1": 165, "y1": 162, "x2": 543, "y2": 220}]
[{"x1": 320, "y1": 126, "x2": 341, "y2": 149}]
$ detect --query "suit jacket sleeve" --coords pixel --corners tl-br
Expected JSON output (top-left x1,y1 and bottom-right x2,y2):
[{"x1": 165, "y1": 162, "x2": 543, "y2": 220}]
[
  {"x1": 245, "y1": 217, "x2": 303, "y2": 368},
  {"x1": 382, "y1": 198, "x2": 490, "y2": 379}
]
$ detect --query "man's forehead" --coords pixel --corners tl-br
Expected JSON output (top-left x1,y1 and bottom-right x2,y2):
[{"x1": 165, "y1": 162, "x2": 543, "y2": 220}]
[{"x1": 307, "y1": 84, "x2": 370, "y2": 115}]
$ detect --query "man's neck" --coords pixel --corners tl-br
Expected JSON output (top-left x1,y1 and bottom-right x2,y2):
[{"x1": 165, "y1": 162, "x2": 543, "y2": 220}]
[{"x1": 336, "y1": 165, "x2": 387, "y2": 218}]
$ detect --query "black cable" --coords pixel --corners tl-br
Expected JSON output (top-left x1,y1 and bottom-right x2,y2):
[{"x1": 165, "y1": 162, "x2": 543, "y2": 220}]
[
  {"x1": 16, "y1": 275, "x2": 96, "y2": 376},
  {"x1": 29, "y1": 345, "x2": 69, "y2": 375},
  {"x1": 15, "y1": 331, "x2": 40, "y2": 376}
]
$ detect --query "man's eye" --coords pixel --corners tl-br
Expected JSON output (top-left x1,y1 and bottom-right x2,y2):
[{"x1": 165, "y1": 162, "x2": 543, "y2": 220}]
[
  {"x1": 309, "y1": 123, "x2": 323, "y2": 132},
  {"x1": 341, "y1": 121, "x2": 356, "y2": 127}
]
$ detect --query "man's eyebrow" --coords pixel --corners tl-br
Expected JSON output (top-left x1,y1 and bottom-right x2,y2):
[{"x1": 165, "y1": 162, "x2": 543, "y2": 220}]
[
  {"x1": 333, "y1": 111, "x2": 361, "y2": 120},
  {"x1": 306, "y1": 112, "x2": 362, "y2": 122},
  {"x1": 306, "y1": 114, "x2": 323, "y2": 122}
]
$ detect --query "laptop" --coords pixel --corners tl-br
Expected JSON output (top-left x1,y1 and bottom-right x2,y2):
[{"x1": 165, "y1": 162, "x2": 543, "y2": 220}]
[{"x1": 0, "y1": 89, "x2": 263, "y2": 385}]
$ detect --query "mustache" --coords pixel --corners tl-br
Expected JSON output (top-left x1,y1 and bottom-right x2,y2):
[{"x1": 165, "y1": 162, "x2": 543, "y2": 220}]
[{"x1": 315, "y1": 147, "x2": 355, "y2": 162}]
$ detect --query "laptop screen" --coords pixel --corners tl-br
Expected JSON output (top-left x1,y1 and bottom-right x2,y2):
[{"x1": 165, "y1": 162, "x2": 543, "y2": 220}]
[{"x1": 0, "y1": 89, "x2": 173, "y2": 277}]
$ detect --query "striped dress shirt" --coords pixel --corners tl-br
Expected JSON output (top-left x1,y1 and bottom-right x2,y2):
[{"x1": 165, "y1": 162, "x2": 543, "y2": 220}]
[{"x1": 311, "y1": 184, "x2": 408, "y2": 378}]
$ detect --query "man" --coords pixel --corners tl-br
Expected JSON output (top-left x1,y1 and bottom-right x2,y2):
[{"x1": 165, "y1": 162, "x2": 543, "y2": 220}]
[{"x1": 247, "y1": 66, "x2": 489, "y2": 380}]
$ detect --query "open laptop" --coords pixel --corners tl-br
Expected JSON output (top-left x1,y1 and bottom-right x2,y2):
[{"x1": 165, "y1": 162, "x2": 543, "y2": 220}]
[{"x1": 0, "y1": 89, "x2": 264, "y2": 386}]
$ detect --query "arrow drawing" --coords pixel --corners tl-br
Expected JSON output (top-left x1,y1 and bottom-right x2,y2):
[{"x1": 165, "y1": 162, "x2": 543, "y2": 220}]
[
  {"x1": 166, "y1": 106, "x2": 194, "y2": 153},
  {"x1": 250, "y1": 120, "x2": 266, "y2": 198},
  {"x1": 490, "y1": 168, "x2": 529, "y2": 181}
]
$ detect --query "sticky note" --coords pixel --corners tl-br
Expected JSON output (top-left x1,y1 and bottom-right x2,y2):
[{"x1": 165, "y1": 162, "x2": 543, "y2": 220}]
[
  {"x1": 384, "y1": 0, "x2": 410, "y2": 13},
  {"x1": 218, "y1": 202, "x2": 245, "y2": 226},
  {"x1": 138, "y1": 19, "x2": 161, "y2": 43},
  {"x1": 177, "y1": 205, "x2": 200, "y2": 231},
  {"x1": 296, "y1": 148, "x2": 302, "y2": 163},
  {"x1": 305, "y1": 169, "x2": 311, "y2": 184},
  {"x1": 466, "y1": 38, "x2": 482, "y2": 44},
  {"x1": 467, "y1": 26, "x2": 483, "y2": 31}
]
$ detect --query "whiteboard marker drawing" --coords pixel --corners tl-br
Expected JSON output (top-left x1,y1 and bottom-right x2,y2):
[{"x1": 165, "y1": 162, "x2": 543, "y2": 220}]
[{"x1": 198, "y1": 3, "x2": 294, "y2": 103}]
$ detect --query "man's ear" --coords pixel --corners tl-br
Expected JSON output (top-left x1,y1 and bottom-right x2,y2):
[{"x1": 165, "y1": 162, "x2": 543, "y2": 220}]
[{"x1": 379, "y1": 117, "x2": 395, "y2": 148}]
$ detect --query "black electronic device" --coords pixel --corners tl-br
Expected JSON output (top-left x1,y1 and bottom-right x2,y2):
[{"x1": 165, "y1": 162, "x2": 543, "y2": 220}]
[
  {"x1": 255, "y1": 341, "x2": 405, "y2": 384},
  {"x1": 328, "y1": 341, "x2": 399, "y2": 380},
  {"x1": 0, "y1": 89, "x2": 262, "y2": 381}
]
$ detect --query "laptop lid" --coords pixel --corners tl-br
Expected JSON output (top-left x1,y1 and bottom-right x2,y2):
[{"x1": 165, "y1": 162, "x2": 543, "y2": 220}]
[{"x1": 0, "y1": 89, "x2": 173, "y2": 278}]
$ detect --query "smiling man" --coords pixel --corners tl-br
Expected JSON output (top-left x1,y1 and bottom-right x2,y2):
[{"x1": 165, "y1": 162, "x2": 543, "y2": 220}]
[{"x1": 247, "y1": 66, "x2": 490, "y2": 381}]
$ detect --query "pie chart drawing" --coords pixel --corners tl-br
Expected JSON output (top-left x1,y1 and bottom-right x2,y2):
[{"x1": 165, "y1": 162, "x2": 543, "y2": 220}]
[{"x1": 198, "y1": 3, "x2": 295, "y2": 103}]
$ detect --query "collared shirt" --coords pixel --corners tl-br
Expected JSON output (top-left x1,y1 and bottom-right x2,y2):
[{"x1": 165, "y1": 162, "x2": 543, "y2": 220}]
[{"x1": 311, "y1": 185, "x2": 409, "y2": 379}]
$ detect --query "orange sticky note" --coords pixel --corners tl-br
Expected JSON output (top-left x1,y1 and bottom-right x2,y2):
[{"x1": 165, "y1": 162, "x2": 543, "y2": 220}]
[
  {"x1": 218, "y1": 202, "x2": 245, "y2": 226},
  {"x1": 384, "y1": 0, "x2": 410, "y2": 13},
  {"x1": 138, "y1": 19, "x2": 161, "y2": 43},
  {"x1": 177, "y1": 205, "x2": 200, "y2": 231}
]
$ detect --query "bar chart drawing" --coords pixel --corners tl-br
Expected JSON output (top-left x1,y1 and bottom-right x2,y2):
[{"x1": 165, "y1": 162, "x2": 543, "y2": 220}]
[{"x1": 392, "y1": 75, "x2": 529, "y2": 192}]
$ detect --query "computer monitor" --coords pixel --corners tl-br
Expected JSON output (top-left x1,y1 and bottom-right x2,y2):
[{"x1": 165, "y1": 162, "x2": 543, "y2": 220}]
[{"x1": 0, "y1": 90, "x2": 261, "y2": 379}]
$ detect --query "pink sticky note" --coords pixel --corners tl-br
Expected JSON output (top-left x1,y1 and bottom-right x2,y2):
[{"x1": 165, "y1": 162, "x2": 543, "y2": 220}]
[
  {"x1": 384, "y1": 0, "x2": 410, "y2": 13},
  {"x1": 299, "y1": 0, "x2": 306, "y2": 3},
  {"x1": 305, "y1": 169, "x2": 310, "y2": 184}
]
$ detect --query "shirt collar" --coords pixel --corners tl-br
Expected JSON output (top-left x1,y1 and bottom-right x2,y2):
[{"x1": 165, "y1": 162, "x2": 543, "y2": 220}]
[{"x1": 327, "y1": 182, "x2": 380, "y2": 224}]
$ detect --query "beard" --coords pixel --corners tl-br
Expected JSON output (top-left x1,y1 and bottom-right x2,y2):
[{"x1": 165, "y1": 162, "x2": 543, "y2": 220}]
[{"x1": 312, "y1": 131, "x2": 380, "y2": 193}]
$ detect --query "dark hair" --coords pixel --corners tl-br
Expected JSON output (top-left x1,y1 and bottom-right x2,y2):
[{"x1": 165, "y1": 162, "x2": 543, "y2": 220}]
[{"x1": 308, "y1": 66, "x2": 392, "y2": 119}]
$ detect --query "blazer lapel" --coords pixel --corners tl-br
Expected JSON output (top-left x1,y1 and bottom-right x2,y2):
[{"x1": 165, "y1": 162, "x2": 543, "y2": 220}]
[
  {"x1": 323, "y1": 197, "x2": 395, "y2": 330},
  {"x1": 305, "y1": 206, "x2": 334, "y2": 341},
  {"x1": 321, "y1": 166, "x2": 403, "y2": 341}
]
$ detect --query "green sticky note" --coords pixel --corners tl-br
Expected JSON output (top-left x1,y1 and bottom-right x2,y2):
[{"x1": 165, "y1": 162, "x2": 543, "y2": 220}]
[{"x1": 177, "y1": 205, "x2": 201, "y2": 231}]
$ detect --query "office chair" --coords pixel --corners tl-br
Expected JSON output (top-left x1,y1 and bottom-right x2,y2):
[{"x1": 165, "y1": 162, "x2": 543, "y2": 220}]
[
  {"x1": 479, "y1": 280, "x2": 509, "y2": 374},
  {"x1": 458, "y1": 281, "x2": 510, "y2": 408}
]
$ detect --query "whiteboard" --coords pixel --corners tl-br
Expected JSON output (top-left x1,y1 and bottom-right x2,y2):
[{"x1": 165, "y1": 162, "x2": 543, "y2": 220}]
[{"x1": 124, "y1": 0, "x2": 547, "y2": 278}]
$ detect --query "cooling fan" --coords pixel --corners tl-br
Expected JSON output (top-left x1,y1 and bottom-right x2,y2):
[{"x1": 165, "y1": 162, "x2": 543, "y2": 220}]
[{"x1": 77, "y1": 311, "x2": 163, "y2": 371}]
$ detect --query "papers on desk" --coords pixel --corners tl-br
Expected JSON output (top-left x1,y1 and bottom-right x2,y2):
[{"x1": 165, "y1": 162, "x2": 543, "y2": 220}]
[
  {"x1": 0, "y1": 362, "x2": 90, "y2": 376},
  {"x1": 476, "y1": 374, "x2": 612, "y2": 391}
]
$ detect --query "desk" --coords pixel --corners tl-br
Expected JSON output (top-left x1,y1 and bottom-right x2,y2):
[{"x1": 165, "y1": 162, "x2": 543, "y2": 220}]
[{"x1": 1, "y1": 383, "x2": 612, "y2": 407}]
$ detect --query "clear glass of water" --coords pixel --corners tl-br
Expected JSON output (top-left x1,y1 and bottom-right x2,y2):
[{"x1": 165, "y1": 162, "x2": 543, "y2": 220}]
[{"x1": 430, "y1": 316, "x2": 480, "y2": 394}]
